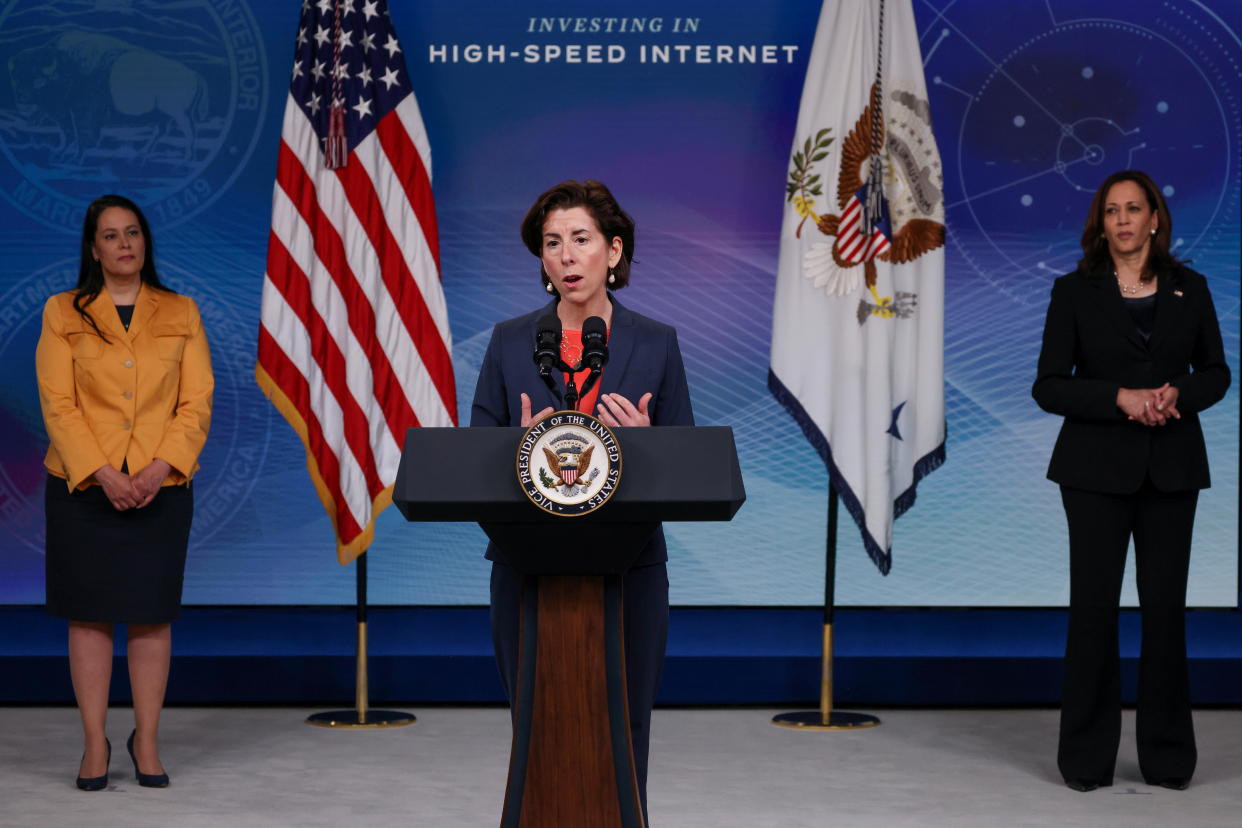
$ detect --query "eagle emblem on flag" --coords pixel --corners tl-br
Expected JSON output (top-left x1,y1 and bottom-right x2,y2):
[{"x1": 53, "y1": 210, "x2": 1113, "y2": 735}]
[{"x1": 787, "y1": 84, "x2": 945, "y2": 324}]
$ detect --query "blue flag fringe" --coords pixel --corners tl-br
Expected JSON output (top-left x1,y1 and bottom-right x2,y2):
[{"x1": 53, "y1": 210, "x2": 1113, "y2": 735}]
[{"x1": 768, "y1": 369, "x2": 946, "y2": 576}]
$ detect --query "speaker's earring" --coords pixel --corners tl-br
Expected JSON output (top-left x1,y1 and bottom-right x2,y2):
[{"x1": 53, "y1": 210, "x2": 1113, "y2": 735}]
[
  {"x1": 608, "y1": 268, "x2": 616, "y2": 286},
  {"x1": 1151, "y1": 228, "x2": 1157, "y2": 235},
  {"x1": 545, "y1": 281, "x2": 554, "y2": 294}
]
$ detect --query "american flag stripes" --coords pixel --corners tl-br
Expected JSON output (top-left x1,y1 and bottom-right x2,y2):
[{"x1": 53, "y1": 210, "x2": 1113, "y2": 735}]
[
  {"x1": 257, "y1": 0, "x2": 457, "y2": 564},
  {"x1": 836, "y1": 192, "x2": 891, "y2": 263}
]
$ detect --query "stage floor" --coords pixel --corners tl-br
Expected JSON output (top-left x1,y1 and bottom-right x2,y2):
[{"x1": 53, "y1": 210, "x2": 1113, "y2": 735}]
[{"x1": 2, "y1": 706, "x2": 1239, "y2": 827}]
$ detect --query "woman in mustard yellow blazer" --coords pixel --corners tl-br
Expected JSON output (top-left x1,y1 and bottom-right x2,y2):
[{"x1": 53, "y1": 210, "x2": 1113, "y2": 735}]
[{"x1": 35, "y1": 194, "x2": 213, "y2": 790}]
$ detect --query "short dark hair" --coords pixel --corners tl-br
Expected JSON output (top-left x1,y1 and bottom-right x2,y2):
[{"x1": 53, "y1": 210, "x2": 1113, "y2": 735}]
[
  {"x1": 520, "y1": 180, "x2": 635, "y2": 293},
  {"x1": 1078, "y1": 170, "x2": 1179, "y2": 281}
]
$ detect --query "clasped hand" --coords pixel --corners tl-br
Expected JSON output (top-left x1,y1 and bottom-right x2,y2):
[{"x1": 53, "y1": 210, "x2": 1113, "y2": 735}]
[
  {"x1": 519, "y1": 391, "x2": 654, "y2": 428},
  {"x1": 95, "y1": 459, "x2": 171, "y2": 511},
  {"x1": 1117, "y1": 383, "x2": 1180, "y2": 426}
]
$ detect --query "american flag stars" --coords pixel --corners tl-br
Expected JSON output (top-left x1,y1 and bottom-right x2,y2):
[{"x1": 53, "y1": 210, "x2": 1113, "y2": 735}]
[
  {"x1": 289, "y1": 0, "x2": 407, "y2": 153},
  {"x1": 261, "y1": 0, "x2": 455, "y2": 561}
]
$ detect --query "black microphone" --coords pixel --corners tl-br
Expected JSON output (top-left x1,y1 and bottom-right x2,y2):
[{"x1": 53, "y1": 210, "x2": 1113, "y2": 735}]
[
  {"x1": 578, "y1": 316, "x2": 608, "y2": 402},
  {"x1": 533, "y1": 314, "x2": 562, "y2": 378},
  {"x1": 581, "y1": 316, "x2": 609, "y2": 371}
]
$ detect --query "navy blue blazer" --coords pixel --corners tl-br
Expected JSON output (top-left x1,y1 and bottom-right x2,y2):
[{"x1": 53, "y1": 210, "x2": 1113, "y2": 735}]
[
  {"x1": 470, "y1": 295, "x2": 695, "y2": 564},
  {"x1": 1032, "y1": 265, "x2": 1229, "y2": 494}
]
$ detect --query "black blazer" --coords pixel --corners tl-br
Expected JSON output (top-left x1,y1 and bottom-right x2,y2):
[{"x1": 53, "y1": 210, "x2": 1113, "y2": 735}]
[
  {"x1": 1032, "y1": 265, "x2": 1229, "y2": 494},
  {"x1": 470, "y1": 295, "x2": 695, "y2": 564}
]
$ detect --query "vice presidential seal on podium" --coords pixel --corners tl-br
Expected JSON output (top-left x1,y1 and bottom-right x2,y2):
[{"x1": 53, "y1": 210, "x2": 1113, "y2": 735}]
[{"x1": 517, "y1": 410, "x2": 621, "y2": 516}]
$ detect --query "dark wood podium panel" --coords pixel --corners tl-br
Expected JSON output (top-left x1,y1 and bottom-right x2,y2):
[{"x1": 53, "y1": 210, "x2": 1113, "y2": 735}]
[{"x1": 507, "y1": 576, "x2": 636, "y2": 828}]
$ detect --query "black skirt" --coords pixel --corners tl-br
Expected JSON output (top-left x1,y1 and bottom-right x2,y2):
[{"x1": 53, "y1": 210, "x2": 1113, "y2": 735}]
[{"x1": 44, "y1": 475, "x2": 193, "y2": 624}]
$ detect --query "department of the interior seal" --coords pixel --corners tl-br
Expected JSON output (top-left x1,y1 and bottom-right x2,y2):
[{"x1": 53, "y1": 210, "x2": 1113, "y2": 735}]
[
  {"x1": 516, "y1": 410, "x2": 622, "y2": 517},
  {"x1": 0, "y1": 0, "x2": 267, "y2": 231}
]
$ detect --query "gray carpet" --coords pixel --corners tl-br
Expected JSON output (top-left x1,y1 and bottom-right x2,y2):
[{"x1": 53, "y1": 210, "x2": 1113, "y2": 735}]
[{"x1": 2, "y1": 707, "x2": 1239, "y2": 827}]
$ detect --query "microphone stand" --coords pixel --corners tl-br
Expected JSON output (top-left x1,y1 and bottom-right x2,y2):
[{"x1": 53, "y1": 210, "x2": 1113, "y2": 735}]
[
  {"x1": 579, "y1": 367, "x2": 603, "y2": 400},
  {"x1": 563, "y1": 368, "x2": 580, "y2": 411},
  {"x1": 537, "y1": 363, "x2": 563, "y2": 404},
  {"x1": 546, "y1": 356, "x2": 601, "y2": 413}
]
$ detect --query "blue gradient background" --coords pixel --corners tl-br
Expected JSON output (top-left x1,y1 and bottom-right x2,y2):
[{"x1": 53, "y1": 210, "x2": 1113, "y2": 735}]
[{"x1": 0, "y1": 0, "x2": 1236, "y2": 606}]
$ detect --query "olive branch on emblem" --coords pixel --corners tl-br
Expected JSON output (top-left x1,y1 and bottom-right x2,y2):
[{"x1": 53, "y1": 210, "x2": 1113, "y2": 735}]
[
  {"x1": 538, "y1": 467, "x2": 558, "y2": 489},
  {"x1": 786, "y1": 128, "x2": 833, "y2": 237}
]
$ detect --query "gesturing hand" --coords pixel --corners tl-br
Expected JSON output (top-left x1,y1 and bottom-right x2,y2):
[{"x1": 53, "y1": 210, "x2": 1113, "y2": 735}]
[
  {"x1": 95, "y1": 465, "x2": 142, "y2": 511},
  {"x1": 520, "y1": 392, "x2": 555, "y2": 428},
  {"x1": 130, "y1": 459, "x2": 172, "y2": 508},
  {"x1": 596, "y1": 392, "x2": 653, "y2": 427}
]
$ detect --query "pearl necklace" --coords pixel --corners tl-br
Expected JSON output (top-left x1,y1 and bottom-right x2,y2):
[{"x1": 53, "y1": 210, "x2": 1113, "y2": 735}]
[{"x1": 1115, "y1": 272, "x2": 1146, "y2": 296}]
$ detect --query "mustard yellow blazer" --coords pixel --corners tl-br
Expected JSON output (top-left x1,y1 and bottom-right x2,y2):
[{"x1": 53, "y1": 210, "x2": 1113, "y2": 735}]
[{"x1": 36, "y1": 285, "x2": 213, "y2": 491}]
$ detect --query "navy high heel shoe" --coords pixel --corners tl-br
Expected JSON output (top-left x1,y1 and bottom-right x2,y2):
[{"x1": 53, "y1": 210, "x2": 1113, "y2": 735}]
[
  {"x1": 127, "y1": 729, "x2": 169, "y2": 788},
  {"x1": 76, "y1": 738, "x2": 111, "y2": 791}
]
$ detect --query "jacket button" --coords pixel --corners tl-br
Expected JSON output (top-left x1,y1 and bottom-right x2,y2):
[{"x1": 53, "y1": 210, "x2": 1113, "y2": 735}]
[
  {"x1": 123, "y1": 391, "x2": 133, "y2": 400},
  {"x1": 121, "y1": 421, "x2": 132, "y2": 430},
  {"x1": 124, "y1": 359, "x2": 134, "y2": 368}
]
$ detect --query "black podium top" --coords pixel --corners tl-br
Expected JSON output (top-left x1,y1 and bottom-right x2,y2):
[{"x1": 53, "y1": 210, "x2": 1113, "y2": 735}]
[{"x1": 393, "y1": 426, "x2": 745, "y2": 524}]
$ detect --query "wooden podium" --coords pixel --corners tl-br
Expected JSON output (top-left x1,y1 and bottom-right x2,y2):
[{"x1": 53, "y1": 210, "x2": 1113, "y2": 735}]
[{"x1": 394, "y1": 426, "x2": 745, "y2": 828}]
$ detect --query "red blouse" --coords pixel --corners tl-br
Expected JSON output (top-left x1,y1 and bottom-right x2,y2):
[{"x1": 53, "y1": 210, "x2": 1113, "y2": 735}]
[{"x1": 559, "y1": 327, "x2": 606, "y2": 415}]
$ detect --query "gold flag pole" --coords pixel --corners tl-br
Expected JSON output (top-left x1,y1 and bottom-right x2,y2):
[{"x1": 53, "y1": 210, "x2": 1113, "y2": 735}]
[
  {"x1": 772, "y1": 486, "x2": 879, "y2": 730},
  {"x1": 307, "y1": 552, "x2": 416, "y2": 729}
]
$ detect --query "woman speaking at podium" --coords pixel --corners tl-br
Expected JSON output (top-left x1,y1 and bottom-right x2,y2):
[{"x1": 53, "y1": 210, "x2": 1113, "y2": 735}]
[
  {"x1": 36, "y1": 195, "x2": 213, "y2": 790},
  {"x1": 1033, "y1": 170, "x2": 1229, "y2": 792},
  {"x1": 471, "y1": 180, "x2": 693, "y2": 814}
]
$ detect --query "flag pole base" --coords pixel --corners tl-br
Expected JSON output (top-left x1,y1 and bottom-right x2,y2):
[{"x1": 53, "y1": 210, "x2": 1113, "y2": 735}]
[
  {"x1": 770, "y1": 711, "x2": 880, "y2": 731},
  {"x1": 770, "y1": 623, "x2": 880, "y2": 730},
  {"x1": 306, "y1": 710, "x2": 416, "y2": 729},
  {"x1": 306, "y1": 618, "x2": 414, "y2": 728}
]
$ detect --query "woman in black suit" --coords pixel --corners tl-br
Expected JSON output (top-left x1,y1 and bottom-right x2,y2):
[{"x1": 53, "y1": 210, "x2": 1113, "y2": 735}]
[{"x1": 1033, "y1": 170, "x2": 1229, "y2": 792}]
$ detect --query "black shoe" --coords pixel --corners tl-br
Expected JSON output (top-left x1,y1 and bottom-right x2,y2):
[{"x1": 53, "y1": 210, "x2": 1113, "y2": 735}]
[
  {"x1": 1064, "y1": 777, "x2": 1111, "y2": 792},
  {"x1": 76, "y1": 738, "x2": 111, "y2": 791},
  {"x1": 127, "y1": 729, "x2": 169, "y2": 788},
  {"x1": 1146, "y1": 777, "x2": 1190, "y2": 790}
]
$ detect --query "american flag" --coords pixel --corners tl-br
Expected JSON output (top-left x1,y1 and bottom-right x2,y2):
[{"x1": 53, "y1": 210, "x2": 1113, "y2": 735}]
[
  {"x1": 835, "y1": 187, "x2": 891, "y2": 263},
  {"x1": 257, "y1": 0, "x2": 457, "y2": 564}
]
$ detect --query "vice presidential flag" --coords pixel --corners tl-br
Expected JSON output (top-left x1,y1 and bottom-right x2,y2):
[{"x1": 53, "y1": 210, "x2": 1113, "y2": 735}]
[
  {"x1": 769, "y1": 0, "x2": 945, "y2": 574},
  {"x1": 257, "y1": 0, "x2": 457, "y2": 564}
]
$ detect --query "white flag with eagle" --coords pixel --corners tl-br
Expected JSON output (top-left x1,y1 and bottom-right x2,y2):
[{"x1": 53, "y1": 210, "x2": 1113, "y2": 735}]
[{"x1": 769, "y1": 0, "x2": 945, "y2": 575}]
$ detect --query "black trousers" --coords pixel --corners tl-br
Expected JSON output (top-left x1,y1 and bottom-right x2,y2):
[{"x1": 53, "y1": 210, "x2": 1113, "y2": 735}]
[
  {"x1": 490, "y1": 560, "x2": 669, "y2": 821},
  {"x1": 1058, "y1": 481, "x2": 1198, "y2": 785}
]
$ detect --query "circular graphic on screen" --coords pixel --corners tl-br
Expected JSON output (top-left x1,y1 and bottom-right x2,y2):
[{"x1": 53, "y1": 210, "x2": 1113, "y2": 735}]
[
  {"x1": 0, "y1": 0, "x2": 268, "y2": 233},
  {"x1": 926, "y1": 3, "x2": 1240, "y2": 303}
]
